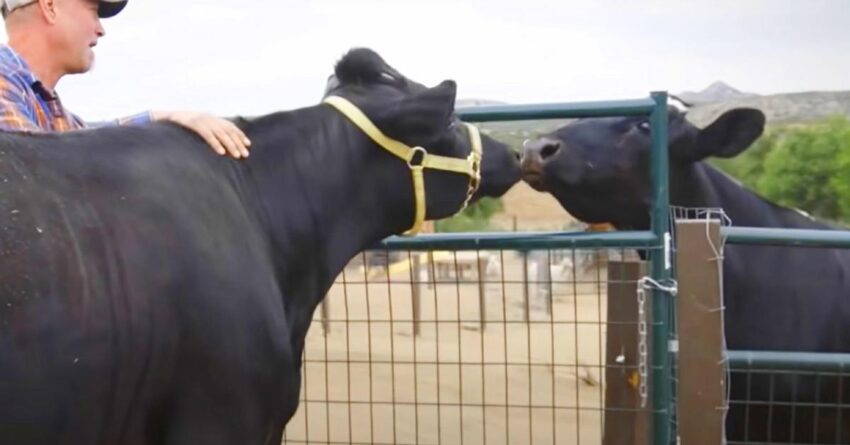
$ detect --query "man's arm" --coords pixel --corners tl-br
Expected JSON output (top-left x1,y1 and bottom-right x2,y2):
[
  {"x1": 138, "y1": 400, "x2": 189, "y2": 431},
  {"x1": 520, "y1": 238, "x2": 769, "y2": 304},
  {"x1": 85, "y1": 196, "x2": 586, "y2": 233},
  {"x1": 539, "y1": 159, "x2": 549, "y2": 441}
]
[
  {"x1": 115, "y1": 111, "x2": 153, "y2": 126},
  {"x1": 151, "y1": 111, "x2": 251, "y2": 159},
  {"x1": 88, "y1": 111, "x2": 152, "y2": 128},
  {"x1": 105, "y1": 110, "x2": 251, "y2": 159}
]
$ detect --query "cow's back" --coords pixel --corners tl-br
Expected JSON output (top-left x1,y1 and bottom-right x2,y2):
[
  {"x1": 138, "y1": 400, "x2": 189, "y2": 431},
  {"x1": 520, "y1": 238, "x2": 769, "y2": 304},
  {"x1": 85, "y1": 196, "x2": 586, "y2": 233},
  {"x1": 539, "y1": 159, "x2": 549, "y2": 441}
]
[{"x1": 0, "y1": 128, "x2": 292, "y2": 443}]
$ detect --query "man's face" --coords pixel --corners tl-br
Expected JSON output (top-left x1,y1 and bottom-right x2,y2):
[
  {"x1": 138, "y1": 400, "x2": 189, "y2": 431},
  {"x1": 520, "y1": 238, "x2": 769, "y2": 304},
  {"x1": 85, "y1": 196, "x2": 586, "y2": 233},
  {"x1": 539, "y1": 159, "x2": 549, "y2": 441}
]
[{"x1": 52, "y1": 0, "x2": 104, "y2": 74}]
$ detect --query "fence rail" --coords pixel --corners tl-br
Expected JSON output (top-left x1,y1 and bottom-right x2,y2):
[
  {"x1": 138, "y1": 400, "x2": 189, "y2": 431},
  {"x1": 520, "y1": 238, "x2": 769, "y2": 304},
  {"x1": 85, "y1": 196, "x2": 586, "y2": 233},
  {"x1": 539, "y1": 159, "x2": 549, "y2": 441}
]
[
  {"x1": 723, "y1": 227, "x2": 850, "y2": 248},
  {"x1": 455, "y1": 99, "x2": 656, "y2": 122},
  {"x1": 377, "y1": 231, "x2": 658, "y2": 251},
  {"x1": 728, "y1": 351, "x2": 850, "y2": 372}
]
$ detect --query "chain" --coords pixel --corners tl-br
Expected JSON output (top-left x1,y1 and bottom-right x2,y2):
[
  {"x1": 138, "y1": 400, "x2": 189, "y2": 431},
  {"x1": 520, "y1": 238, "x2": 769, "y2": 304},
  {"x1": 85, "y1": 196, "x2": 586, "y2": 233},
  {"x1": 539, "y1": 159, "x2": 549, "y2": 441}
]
[
  {"x1": 636, "y1": 277, "x2": 678, "y2": 409},
  {"x1": 637, "y1": 282, "x2": 649, "y2": 408}
]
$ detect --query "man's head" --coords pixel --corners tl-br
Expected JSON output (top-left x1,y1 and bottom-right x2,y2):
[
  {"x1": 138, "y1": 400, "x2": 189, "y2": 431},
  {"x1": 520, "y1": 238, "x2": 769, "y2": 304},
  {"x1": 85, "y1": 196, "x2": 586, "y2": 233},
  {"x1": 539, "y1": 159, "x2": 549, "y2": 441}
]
[
  {"x1": 1, "y1": 0, "x2": 125, "y2": 18},
  {"x1": 3, "y1": 0, "x2": 127, "y2": 75}
]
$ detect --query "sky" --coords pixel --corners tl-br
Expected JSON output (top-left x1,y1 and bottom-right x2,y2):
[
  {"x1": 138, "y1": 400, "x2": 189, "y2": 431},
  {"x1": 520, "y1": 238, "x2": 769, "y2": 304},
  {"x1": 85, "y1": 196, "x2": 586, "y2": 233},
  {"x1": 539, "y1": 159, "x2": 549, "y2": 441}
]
[{"x1": 2, "y1": 0, "x2": 849, "y2": 121}]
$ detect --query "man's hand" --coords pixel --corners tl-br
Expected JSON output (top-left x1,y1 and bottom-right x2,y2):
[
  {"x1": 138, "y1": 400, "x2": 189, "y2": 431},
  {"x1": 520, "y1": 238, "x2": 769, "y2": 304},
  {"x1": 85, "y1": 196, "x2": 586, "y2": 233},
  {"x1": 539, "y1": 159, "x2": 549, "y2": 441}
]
[{"x1": 152, "y1": 111, "x2": 251, "y2": 159}]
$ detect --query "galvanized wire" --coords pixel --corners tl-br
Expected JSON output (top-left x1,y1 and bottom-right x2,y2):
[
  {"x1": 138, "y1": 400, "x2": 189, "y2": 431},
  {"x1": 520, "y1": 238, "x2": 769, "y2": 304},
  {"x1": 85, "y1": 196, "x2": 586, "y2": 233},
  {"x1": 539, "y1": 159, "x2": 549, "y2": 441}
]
[{"x1": 284, "y1": 246, "x2": 655, "y2": 444}]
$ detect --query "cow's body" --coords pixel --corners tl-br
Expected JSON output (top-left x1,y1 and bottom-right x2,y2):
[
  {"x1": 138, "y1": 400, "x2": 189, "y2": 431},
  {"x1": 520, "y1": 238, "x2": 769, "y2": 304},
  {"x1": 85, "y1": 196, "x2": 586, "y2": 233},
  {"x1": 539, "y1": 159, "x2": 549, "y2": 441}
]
[
  {"x1": 0, "y1": 49, "x2": 520, "y2": 445},
  {"x1": 680, "y1": 166, "x2": 850, "y2": 355},
  {"x1": 521, "y1": 108, "x2": 850, "y2": 442}
]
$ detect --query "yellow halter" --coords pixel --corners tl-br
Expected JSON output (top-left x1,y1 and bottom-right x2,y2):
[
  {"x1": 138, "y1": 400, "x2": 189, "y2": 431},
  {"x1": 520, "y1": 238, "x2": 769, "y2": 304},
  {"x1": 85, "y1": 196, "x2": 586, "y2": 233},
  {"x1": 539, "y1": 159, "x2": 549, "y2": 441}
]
[{"x1": 323, "y1": 95, "x2": 482, "y2": 236}]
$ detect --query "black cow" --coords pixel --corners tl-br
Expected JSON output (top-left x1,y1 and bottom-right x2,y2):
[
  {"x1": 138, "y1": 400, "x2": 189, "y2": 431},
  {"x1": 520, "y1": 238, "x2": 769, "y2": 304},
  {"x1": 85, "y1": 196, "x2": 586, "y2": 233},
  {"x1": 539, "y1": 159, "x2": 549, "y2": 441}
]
[
  {"x1": 0, "y1": 48, "x2": 520, "y2": 445},
  {"x1": 521, "y1": 108, "x2": 850, "y2": 443}
]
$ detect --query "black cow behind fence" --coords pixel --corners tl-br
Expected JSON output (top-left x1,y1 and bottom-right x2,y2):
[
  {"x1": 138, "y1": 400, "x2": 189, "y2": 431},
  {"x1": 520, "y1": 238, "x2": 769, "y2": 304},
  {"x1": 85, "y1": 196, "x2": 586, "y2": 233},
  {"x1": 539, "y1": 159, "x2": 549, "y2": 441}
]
[{"x1": 520, "y1": 107, "x2": 850, "y2": 443}]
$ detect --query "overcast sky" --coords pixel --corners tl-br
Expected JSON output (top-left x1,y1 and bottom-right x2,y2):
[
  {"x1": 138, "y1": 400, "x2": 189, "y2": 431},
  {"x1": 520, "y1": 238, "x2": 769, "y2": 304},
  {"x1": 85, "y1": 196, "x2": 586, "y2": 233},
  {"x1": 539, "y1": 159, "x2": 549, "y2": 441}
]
[{"x1": 3, "y1": 0, "x2": 849, "y2": 120}]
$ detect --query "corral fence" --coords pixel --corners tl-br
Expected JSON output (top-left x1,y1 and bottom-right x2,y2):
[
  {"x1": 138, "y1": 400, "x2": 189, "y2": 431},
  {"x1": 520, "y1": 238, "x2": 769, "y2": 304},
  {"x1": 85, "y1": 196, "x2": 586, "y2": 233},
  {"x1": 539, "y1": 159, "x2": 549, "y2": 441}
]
[
  {"x1": 283, "y1": 95, "x2": 675, "y2": 444},
  {"x1": 282, "y1": 95, "x2": 850, "y2": 444}
]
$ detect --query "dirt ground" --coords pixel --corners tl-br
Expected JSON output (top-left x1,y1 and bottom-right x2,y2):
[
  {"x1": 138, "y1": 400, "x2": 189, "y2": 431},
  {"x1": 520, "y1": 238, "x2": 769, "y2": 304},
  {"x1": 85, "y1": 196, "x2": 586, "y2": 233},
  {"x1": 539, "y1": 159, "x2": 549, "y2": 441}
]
[{"x1": 282, "y1": 250, "x2": 617, "y2": 445}]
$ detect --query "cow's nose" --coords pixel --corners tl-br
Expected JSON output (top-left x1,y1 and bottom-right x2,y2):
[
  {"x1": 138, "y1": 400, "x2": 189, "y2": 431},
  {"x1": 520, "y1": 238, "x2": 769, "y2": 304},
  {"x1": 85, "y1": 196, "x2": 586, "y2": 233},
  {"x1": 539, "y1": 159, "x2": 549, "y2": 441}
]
[{"x1": 521, "y1": 137, "x2": 562, "y2": 163}]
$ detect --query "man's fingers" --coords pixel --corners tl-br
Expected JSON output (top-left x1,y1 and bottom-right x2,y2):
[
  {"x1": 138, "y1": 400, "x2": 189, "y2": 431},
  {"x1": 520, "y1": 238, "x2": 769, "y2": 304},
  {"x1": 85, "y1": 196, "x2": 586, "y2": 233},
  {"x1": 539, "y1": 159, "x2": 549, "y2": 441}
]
[
  {"x1": 200, "y1": 128, "x2": 227, "y2": 156},
  {"x1": 219, "y1": 120, "x2": 251, "y2": 157},
  {"x1": 213, "y1": 126, "x2": 244, "y2": 159},
  {"x1": 162, "y1": 112, "x2": 251, "y2": 159},
  {"x1": 215, "y1": 123, "x2": 248, "y2": 158}
]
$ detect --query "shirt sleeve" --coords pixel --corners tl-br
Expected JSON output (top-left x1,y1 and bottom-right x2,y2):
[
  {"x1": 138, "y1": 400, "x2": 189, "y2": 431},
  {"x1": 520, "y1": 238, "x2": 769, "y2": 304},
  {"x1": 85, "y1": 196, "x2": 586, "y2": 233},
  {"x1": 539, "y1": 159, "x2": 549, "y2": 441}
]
[
  {"x1": 0, "y1": 78, "x2": 41, "y2": 132},
  {"x1": 117, "y1": 111, "x2": 153, "y2": 126},
  {"x1": 91, "y1": 111, "x2": 153, "y2": 128}
]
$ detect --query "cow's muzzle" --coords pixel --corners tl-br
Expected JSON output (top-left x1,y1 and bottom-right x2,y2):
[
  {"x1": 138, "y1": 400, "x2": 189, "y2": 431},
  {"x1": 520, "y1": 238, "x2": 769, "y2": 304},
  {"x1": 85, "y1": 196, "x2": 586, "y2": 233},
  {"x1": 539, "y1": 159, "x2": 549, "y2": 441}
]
[{"x1": 519, "y1": 137, "x2": 561, "y2": 191}]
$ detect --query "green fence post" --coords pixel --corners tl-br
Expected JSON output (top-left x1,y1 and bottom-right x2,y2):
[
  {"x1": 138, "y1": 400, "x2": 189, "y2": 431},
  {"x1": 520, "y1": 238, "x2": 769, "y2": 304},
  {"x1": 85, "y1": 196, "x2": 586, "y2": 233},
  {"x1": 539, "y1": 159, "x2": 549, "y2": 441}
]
[{"x1": 650, "y1": 91, "x2": 674, "y2": 445}]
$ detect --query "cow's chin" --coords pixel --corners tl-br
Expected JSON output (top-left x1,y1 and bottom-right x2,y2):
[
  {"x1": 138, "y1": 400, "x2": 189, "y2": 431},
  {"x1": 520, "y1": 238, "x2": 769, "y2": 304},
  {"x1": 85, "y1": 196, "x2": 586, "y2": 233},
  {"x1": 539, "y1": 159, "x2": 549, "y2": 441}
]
[
  {"x1": 520, "y1": 172, "x2": 547, "y2": 191},
  {"x1": 551, "y1": 194, "x2": 617, "y2": 225}
]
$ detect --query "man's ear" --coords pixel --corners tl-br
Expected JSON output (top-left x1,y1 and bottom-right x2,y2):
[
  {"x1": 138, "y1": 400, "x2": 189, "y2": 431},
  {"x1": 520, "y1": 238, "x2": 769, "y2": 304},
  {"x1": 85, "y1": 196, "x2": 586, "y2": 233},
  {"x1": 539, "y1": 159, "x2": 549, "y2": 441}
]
[
  {"x1": 381, "y1": 80, "x2": 457, "y2": 146},
  {"x1": 37, "y1": 0, "x2": 58, "y2": 24}
]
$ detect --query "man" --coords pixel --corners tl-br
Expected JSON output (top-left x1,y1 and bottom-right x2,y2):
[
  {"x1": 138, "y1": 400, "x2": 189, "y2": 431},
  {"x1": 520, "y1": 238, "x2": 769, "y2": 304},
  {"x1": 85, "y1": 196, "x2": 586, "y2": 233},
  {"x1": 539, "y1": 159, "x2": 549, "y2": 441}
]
[{"x1": 0, "y1": 0, "x2": 251, "y2": 159}]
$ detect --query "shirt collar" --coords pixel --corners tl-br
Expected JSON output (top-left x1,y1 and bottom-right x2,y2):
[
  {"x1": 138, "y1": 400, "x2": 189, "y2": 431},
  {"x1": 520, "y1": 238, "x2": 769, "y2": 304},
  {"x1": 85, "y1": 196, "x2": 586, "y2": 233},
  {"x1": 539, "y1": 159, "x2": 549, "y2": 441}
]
[{"x1": 0, "y1": 45, "x2": 58, "y2": 101}]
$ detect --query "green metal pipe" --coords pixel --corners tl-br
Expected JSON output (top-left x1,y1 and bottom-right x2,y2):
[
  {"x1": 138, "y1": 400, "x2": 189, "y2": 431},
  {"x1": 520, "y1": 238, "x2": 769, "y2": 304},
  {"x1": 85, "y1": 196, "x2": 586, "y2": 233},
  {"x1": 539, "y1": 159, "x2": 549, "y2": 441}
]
[
  {"x1": 649, "y1": 91, "x2": 674, "y2": 445},
  {"x1": 456, "y1": 98, "x2": 656, "y2": 122},
  {"x1": 376, "y1": 230, "x2": 658, "y2": 251},
  {"x1": 723, "y1": 227, "x2": 850, "y2": 248},
  {"x1": 727, "y1": 351, "x2": 850, "y2": 373}
]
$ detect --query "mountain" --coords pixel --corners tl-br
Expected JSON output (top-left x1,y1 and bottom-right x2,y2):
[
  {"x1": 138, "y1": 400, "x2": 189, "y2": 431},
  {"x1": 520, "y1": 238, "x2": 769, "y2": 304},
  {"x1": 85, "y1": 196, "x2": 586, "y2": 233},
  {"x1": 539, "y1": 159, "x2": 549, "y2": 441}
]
[
  {"x1": 456, "y1": 98, "x2": 508, "y2": 107},
  {"x1": 684, "y1": 90, "x2": 850, "y2": 127},
  {"x1": 458, "y1": 84, "x2": 850, "y2": 131},
  {"x1": 677, "y1": 81, "x2": 758, "y2": 104}
]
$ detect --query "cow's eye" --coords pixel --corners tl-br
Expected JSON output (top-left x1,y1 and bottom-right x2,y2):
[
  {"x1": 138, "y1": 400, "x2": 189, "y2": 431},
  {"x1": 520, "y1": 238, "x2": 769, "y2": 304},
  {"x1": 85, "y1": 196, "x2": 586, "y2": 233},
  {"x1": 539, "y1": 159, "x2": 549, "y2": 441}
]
[{"x1": 637, "y1": 121, "x2": 651, "y2": 133}]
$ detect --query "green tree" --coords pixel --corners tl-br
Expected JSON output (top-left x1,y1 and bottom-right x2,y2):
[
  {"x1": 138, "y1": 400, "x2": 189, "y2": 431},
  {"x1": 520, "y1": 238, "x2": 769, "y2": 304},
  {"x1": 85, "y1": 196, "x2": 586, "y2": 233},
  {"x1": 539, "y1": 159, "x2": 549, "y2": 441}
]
[
  {"x1": 757, "y1": 115, "x2": 850, "y2": 221},
  {"x1": 827, "y1": 117, "x2": 850, "y2": 220},
  {"x1": 434, "y1": 197, "x2": 503, "y2": 232}
]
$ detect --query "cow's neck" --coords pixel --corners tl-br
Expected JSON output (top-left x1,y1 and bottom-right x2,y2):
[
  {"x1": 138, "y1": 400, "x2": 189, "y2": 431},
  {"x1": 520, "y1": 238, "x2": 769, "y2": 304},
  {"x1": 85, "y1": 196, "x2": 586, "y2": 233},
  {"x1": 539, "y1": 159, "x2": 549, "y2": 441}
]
[
  {"x1": 670, "y1": 162, "x2": 825, "y2": 229},
  {"x1": 235, "y1": 105, "x2": 416, "y2": 355}
]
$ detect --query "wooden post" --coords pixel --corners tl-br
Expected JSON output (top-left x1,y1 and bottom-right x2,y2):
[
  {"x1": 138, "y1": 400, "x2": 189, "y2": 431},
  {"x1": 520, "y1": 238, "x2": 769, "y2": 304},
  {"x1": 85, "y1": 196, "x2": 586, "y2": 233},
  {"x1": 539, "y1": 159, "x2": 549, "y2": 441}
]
[
  {"x1": 522, "y1": 251, "x2": 530, "y2": 323},
  {"x1": 604, "y1": 260, "x2": 649, "y2": 445},
  {"x1": 427, "y1": 251, "x2": 436, "y2": 287},
  {"x1": 320, "y1": 298, "x2": 330, "y2": 337},
  {"x1": 412, "y1": 253, "x2": 422, "y2": 337},
  {"x1": 675, "y1": 220, "x2": 726, "y2": 445},
  {"x1": 477, "y1": 253, "x2": 486, "y2": 331},
  {"x1": 545, "y1": 252, "x2": 553, "y2": 317}
]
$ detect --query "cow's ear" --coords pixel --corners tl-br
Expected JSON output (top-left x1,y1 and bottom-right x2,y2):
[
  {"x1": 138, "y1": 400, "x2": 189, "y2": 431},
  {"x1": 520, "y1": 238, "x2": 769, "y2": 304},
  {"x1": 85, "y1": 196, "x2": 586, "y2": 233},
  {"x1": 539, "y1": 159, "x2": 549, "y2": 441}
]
[
  {"x1": 695, "y1": 108, "x2": 765, "y2": 159},
  {"x1": 383, "y1": 80, "x2": 457, "y2": 146}
]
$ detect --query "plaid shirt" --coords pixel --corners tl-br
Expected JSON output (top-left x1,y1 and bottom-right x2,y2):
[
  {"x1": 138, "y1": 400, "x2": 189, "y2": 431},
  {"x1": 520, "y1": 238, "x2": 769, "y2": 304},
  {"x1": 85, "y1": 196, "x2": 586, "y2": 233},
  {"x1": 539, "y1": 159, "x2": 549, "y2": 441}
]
[{"x1": 0, "y1": 45, "x2": 151, "y2": 132}]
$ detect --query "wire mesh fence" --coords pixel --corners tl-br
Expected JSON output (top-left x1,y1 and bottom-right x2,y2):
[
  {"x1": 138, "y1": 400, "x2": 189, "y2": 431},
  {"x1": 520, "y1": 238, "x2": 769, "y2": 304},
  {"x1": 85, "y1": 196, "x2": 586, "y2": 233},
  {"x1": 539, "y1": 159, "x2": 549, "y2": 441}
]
[
  {"x1": 723, "y1": 353, "x2": 850, "y2": 444},
  {"x1": 282, "y1": 246, "x2": 654, "y2": 445},
  {"x1": 716, "y1": 224, "x2": 850, "y2": 445}
]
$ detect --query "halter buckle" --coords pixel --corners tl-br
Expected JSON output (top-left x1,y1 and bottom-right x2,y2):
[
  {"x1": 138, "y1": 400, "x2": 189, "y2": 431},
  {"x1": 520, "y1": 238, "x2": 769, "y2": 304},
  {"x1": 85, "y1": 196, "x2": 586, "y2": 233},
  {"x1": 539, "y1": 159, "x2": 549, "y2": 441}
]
[{"x1": 407, "y1": 146, "x2": 427, "y2": 168}]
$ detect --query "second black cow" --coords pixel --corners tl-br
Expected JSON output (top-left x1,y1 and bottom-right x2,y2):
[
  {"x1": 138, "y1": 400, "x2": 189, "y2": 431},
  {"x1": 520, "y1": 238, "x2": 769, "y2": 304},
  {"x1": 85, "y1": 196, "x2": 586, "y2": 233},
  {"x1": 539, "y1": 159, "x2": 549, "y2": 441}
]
[{"x1": 521, "y1": 107, "x2": 850, "y2": 443}]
